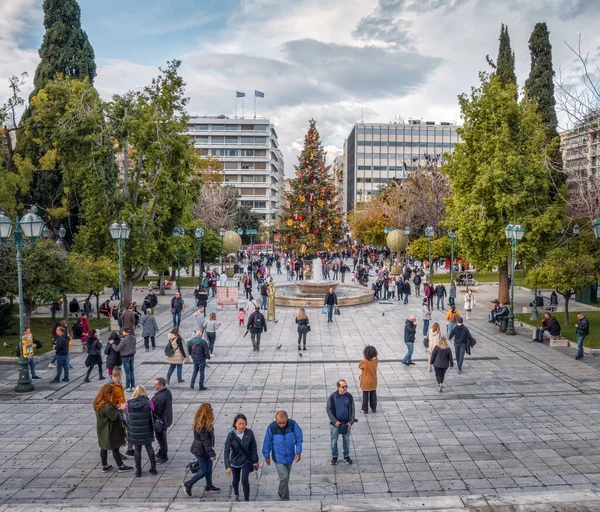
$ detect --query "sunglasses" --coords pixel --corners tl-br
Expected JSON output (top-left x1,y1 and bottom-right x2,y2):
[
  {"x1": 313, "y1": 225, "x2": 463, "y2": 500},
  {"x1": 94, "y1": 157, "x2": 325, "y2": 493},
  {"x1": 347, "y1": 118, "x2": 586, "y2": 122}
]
[{"x1": 340, "y1": 385, "x2": 348, "y2": 389}]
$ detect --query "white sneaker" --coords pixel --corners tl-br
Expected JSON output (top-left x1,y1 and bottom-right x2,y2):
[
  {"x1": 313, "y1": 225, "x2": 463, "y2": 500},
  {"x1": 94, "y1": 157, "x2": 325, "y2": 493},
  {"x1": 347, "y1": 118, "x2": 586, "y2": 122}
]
[
  {"x1": 439, "y1": 384, "x2": 443, "y2": 392},
  {"x1": 48, "y1": 363, "x2": 56, "y2": 369}
]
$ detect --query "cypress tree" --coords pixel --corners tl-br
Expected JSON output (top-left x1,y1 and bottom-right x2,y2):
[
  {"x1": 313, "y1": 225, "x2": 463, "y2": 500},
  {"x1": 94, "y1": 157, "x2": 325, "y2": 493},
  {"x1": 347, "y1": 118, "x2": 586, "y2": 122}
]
[
  {"x1": 33, "y1": 0, "x2": 97, "y2": 94},
  {"x1": 525, "y1": 22, "x2": 558, "y2": 139},
  {"x1": 496, "y1": 24, "x2": 517, "y2": 87}
]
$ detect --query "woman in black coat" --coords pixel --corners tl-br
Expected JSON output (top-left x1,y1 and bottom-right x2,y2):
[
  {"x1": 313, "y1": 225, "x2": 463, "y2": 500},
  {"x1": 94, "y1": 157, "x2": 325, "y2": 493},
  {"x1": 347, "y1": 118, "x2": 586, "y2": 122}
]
[
  {"x1": 195, "y1": 286, "x2": 209, "y2": 315},
  {"x1": 430, "y1": 336, "x2": 454, "y2": 393},
  {"x1": 104, "y1": 332, "x2": 122, "y2": 377},
  {"x1": 224, "y1": 413, "x2": 259, "y2": 502},
  {"x1": 126, "y1": 385, "x2": 156, "y2": 477},
  {"x1": 84, "y1": 329, "x2": 105, "y2": 382}
]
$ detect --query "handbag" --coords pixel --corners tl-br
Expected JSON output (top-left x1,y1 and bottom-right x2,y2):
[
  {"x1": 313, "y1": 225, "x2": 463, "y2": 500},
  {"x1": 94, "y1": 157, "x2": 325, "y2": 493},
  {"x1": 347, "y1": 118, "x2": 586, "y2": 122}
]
[
  {"x1": 322, "y1": 306, "x2": 328, "y2": 314},
  {"x1": 338, "y1": 423, "x2": 349, "y2": 435},
  {"x1": 334, "y1": 306, "x2": 341, "y2": 316},
  {"x1": 186, "y1": 459, "x2": 200, "y2": 474},
  {"x1": 84, "y1": 355, "x2": 91, "y2": 367},
  {"x1": 152, "y1": 411, "x2": 165, "y2": 433},
  {"x1": 423, "y1": 337, "x2": 429, "y2": 349}
]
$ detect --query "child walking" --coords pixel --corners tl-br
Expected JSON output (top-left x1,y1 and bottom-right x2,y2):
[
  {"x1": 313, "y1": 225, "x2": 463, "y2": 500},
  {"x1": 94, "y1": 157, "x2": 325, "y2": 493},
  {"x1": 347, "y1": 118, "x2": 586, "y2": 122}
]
[{"x1": 238, "y1": 307, "x2": 246, "y2": 326}]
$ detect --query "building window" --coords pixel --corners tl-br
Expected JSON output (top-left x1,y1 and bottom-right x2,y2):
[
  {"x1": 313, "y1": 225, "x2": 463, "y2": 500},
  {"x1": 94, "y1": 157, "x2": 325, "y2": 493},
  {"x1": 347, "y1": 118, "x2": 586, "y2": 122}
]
[
  {"x1": 210, "y1": 125, "x2": 225, "y2": 131},
  {"x1": 225, "y1": 125, "x2": 239, "y2": 131},
  {"x1": 241, "y1": 149, "x2": 255, "y2": 156}
]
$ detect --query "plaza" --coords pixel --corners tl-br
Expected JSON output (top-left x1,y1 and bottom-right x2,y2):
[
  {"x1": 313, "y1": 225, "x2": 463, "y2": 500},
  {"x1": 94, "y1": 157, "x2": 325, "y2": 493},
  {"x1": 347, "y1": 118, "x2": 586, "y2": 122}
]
[{"x1": 1, "y1": 272, "x2": 600, "y2": 510}]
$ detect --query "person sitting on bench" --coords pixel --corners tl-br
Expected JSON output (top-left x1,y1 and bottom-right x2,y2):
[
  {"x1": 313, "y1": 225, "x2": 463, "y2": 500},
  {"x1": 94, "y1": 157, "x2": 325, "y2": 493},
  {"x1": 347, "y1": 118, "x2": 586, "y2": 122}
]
[{"x1": 534, "y1": 312, "x2": 561, "y2": 342}]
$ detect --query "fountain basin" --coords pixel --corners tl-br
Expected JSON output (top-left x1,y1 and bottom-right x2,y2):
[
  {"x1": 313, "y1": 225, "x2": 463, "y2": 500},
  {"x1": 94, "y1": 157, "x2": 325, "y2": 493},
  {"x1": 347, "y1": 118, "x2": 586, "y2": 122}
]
[
  {"x1": 275, "y1": 282, "x2": 374, "y2": 308},
  {"x1": 295, "y1": 281, "x2": 339, "y2": 296}
]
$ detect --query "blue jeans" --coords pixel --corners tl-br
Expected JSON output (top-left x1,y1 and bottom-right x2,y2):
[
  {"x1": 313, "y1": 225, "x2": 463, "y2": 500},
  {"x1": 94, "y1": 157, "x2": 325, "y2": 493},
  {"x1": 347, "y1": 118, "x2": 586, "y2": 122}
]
[
  {"x1": 577, "y1": 335, "x2": 586, "y2": 358},
  {"x1": 454, "y1": 343, "x2": 466, "y2": 371},
  {"x1": 327, "y1": 304, "x2": 334, "y2": 322},
  {"x1": 186, "y1": 456, "x2": 213, "y2": 488},
  {"x1": 403, "y1": 342, "x2": 414, "y2": 364},
  {"x1": 262, "y1": 295, "x2": 268, "y2": 309},
  {"x1": 447, "y1": 322, "x2": 457, "y2": 337},
  {"x1": 330, "y1": 424, "x2": 351, "y2": 458},
  {"x1": 167, "y1": 363, "x2": 183, "y2": 381},
  {"x1": 423, "y1": 320, "x2": 430, "y2": 337},
  {"x1": 56, "y1": 355, "x2": 69, "y2": 380},
  {"x1": 437, "y1": 297, "x2": 444, "y2": 309},
  {"x1": 211, "y1": 287, "x2": 216, "y2": 297},
  {"x1": 172, "y1": 311, "x2": 181, "y2": 328},
  {"x1": 28, "y1": 357, "x2": 38, "y2": 378},
  {"x1": 191, "y1": 360, "x2": 206, "y2": 387},
  {"x1": 122, "y1": 356, "x2": 135, "y2": 389}
]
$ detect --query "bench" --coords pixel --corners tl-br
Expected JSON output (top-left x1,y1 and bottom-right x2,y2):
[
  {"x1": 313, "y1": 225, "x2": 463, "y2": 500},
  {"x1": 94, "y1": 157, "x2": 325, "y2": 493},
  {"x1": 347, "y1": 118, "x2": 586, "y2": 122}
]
[{"x1": 543, "y1": 334, "x2": 569, "y2": 347}]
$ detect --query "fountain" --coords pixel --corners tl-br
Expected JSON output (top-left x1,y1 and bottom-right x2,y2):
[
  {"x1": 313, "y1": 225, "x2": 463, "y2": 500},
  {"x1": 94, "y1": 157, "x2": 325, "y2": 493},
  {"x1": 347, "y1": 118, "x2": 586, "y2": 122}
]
[{"x1": 275, "y1": 258, "x2": 374, "y2": 308}]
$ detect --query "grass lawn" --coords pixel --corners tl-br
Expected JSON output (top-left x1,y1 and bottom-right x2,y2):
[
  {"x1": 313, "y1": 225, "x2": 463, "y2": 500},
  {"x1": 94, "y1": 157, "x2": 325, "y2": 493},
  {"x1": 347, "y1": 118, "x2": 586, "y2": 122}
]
[
  {"x1": 515, "y1": 311, "x2": 600, "y2": 348},
  {"x1": 0, "y1": 317, "x2": 110, "y2": 358},
  {"x1": 136, "y1": 276, "x2": 203, "y2": 288},
  {"x1": 426, "y1": 270, "x2": 526, "y2": 286}
]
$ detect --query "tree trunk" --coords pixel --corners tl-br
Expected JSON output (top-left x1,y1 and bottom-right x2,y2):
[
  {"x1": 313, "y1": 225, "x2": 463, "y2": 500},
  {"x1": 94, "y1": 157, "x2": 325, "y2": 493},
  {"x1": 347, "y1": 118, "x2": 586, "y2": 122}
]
[
  {"x1": 563, "y1": 293, "x2": 571, "y2": 327},
  {"x1": 63, "y1": 294, "x2": 68, "y2": 321},
  {"x1": 159, "y1": 272, "x2": 165, "y2": 296},
  {"x1": 170, "y1": 268, "x2": 176, "y2": 281},
  {"x1": 24, "y1": 301, "x2": 33, "y2": 329},
  {"x1": 95, "y1": 293, "x2": 100, "y2": 320},
  {"x1": 123, "y1": 278, "x2": 134, "y2": 310},
  {"x1": 191, "y1": 261, "x2": 195, "y2": 278},
  {"x1": 498, "y1": 261, "x2": 510, "y2": 304}
]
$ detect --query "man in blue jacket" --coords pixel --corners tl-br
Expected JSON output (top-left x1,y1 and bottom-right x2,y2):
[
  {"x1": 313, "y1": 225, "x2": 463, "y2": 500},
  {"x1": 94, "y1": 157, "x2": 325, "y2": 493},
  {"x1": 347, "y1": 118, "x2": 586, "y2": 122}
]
[{"x1": 262, "y1": 410, "x2": 303, "y2": 501}]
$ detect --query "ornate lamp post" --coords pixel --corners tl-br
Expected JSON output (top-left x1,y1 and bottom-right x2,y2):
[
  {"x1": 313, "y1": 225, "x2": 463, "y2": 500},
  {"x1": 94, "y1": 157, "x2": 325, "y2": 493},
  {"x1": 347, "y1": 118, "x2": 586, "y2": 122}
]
[
  {"x1": 219, "y1": 227, "x2": 226, "y2": 272},
  {"x1": 0, "y1": 207, "x2": 45, "y2": 393},
  {"x1": 425, "y1": 226, "x2": 435, "y2": 282},
  {"x1": 448, "y1": 230, "x2": 457, "y2": 283},
  {"x1": 404, "y1": 227, "x2": 411, "y2": 266},
  {"x1": 172, "y1": 227, "x2": 185, "y2": 292},
  {"x1": 109, "y1": 222, "x2": 131, "y2": 313},
  {"x1": 593, "y1": 218, "x2": 600, "y2": 239},
  {"x1": 195, "y1": 227, "x2": 204, "y2": 284},
  {"x1": 504, "y1": 223, "x2": 525, "y2": 336}
]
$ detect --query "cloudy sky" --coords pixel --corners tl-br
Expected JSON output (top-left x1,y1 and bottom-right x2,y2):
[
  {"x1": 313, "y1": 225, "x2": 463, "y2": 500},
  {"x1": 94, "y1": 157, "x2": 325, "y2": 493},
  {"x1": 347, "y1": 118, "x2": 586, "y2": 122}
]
[{"x1": 1, "y1": 0, "x2": 599, "y2": 175}]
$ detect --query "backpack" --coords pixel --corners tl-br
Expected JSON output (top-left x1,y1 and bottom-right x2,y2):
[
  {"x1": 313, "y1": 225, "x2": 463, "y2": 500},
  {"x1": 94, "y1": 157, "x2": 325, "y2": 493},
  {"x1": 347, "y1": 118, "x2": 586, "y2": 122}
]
[
  {"x1": 252, "y1": 313, "x2": 264, "y2": 330},
  {"x1": 164, "y1": 339, "x2": 175, "y2": 357}
]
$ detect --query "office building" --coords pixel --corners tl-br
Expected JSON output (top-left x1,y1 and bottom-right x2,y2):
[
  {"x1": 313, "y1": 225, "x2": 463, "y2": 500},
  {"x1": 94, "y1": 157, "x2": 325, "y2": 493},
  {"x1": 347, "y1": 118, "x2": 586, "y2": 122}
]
[
  {"x1": 186, "y1": 116, "x2": 284, "y2": 224},
  {"x1": 343, "y1": 120, "x2": 462, "y2": 211}
]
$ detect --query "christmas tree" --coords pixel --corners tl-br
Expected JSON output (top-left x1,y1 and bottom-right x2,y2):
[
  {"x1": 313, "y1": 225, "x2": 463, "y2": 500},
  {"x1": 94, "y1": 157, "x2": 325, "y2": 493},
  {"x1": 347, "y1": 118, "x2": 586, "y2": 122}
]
[{"x1": 278, "y1": 119, "x2": 345, "y2": 256}]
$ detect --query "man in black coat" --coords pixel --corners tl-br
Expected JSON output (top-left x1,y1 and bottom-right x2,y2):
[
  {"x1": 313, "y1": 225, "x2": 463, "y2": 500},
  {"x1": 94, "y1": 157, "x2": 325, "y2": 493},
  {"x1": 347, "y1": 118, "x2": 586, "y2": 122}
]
[
  {"x1": 434, "y1": 283, "x2": 447, "y2": 310},
  {"x1": 50, "y1": 326, "x2": 69, "y2": 383},
  {"x1": 494, "y1": 302, "x2": 510, "y2": 332},
  {"x1": 247, "y1": 305, "x2": 267, "y2": 351},
  {"x1": 143, "y1": 290, "x2": 158, "y2": 314},
  {"x1": 152, "y1": 377, "x2": 173, "y2": 464},
  {"x1": 401, "y1": 316, "x2": 417, "y2": 365},
  {"x1": 449, "y1": 318, "x2": 474, "y2": 373}
]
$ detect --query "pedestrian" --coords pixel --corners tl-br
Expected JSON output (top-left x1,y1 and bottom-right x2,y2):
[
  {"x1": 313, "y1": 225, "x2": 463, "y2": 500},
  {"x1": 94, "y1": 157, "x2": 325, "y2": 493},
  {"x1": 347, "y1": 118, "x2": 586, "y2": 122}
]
[
  {"x1": 449, "y1": 282, "x2": 457, "y2": 307},
  {"x1": 72, "y1": 317, "x2": 84, "y2": 344},
  {"x1": 575, "y1": 312, "x2": 590, "y2": 360},
  {"x1": 224, "y1": 413, "x2": 260, "y2": 502},
  {"x1": 463, "y1": 289, "x2": 476, "y2": 321},
  {"x1": 84, "y1": 329, "x2": 105, "y2": 382},
  {"x1": 425, "y1": 282, "x2": 435, "y2": 309},
  {"x1": 187, "y1": 330, "x2": 210, "y2": 391},
  {"x1": 326, "y1": 380, "x2": 355, "y2": 465},
  {"x1": 122, "y1": 305, "x2": 136, "y2": 334},
  {"x1": 421, "y1": 298, "x2": 432, "y2": 338},
  {"x1": 143, "y1": 289, "x2": 158, "y2": 314},
  {"x1": 427, "y1": 322, "x2": 441, "y2": 372},
  {"x1": 448, "y1": 317, "x2": 474, "y2": 374},
  {"x1": 182, "y1": 403, "x2": 220, "y2": 496},
  {"x1": 196, "y1": 286, "x2": 209, "y2": 316},
  {"x1": 20, "y1": 328, "x2": 42, "y2": 379},
  {"x1": 104, "y1": 332, "x2": 121, "y2": 377},
  {"x1": 238, "y1": 307, "x2": 246, "y2": 326},
  {"x1": 402, "y1": 279, "x2": 411, "y2": 304},
  {"x1": 93, "y1": 383, "x2": 133, "y2": 473},
  {"x1": 430, "y1": 336, "x2": 453, "y2": 392},
  {"x1": 125, "y1": 385, "x2": 157, "y2": 477},
  {"x1": 295, "y1": 307, "x2": 310, "y2": 351},
  {"x1": 246, "y1": 305, "x2": 267, "y2": 352},
  {"x1": 260, "y1": 281, "x2": 269, "y2": 310},
  {"x1": 413, "y1": 272, "x2": 421, "y2": 297},
  {"x1": 324, "y1": 287, "x2": 338, "y2": 323},
  {"x1": 139, "y1": 308, "x2": 158, "y2": 351},
  {"x1": 107, "y1": 366, "x2": 134, "y2": 458},
  {"x1": 109, "y1": 328, "x2": 137, "y2": 392},
  {"x1": 340, "y1": 262, "x2": 347, "y2": 283},
  {"x1": 401, "y1": 316, "x2": 417, "y2": 366},
  {"x1": 165, "y1": 328, "x2": 187, "y2": 385},
  {"x1": 50, "y1": 326, "x2": 70, "y2": 383},
  {"x1": 69, "y1": 297, "x2": 80, "y2": 317},
  {"x1": 152, "y1": 377, "x2": 173, "y2": 464},
  {"x1": 446, "y1": 305, "x2": 461, "y2": 337},
  {"x1": 170, "y1": 291, "x2": 185, "y2": 328},
  {"x1": 358, "y1": 346, "x2": 378, "y2": 414},
  {"x1": 435, "y1": 283, "x2": 447, "y2": 310},
  {"x1": 202, "y1": 313, "x2": 221, "y2": 356},
  {"x1": 262, "y1": 410, "x2": 303, "y2": 502},
  {"x1": 244, "y1": 275, "x2": 253, "y2": 299}
]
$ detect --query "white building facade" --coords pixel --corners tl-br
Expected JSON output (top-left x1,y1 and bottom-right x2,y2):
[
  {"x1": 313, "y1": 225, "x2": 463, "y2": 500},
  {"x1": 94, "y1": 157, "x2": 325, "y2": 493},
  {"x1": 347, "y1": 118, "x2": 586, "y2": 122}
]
[{"x1": 186, "y1": 116, "x2": 284, "y2": 224}]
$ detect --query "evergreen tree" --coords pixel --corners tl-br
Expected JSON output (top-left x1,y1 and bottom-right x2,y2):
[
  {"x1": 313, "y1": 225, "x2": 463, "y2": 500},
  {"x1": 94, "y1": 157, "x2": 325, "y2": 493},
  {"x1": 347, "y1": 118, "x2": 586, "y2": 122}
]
[
  {"x1": 487, "y1": 24, "x2": 517, "y2": 88},
  {"x1": 525, "y1": 23, "x2": 558, "y2": 139},
  {"x1": 279, "y1": 119, "x2": 345, "y2": 256},
  {"x1": 33, "y1": 0, "x2": 96, "y2": 94}
]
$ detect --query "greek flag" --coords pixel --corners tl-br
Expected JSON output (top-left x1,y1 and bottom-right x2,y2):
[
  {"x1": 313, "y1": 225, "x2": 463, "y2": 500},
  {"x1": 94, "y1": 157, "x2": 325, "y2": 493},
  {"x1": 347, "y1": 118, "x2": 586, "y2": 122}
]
[
  {"x1": 255, "y1": 90, "x2": 265, "y2": 98},
  {"x1": 236, "y1": 91, "x2": 245, "y2": 98}
]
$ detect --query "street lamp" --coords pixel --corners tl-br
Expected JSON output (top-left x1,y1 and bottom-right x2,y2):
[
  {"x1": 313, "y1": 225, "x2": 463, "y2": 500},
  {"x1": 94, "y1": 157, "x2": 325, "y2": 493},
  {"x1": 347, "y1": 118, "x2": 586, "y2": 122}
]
[
  {"x1": 109, "y1": 222, "x2": 131, "y2": 313},
  {"x1": 505, "y1": 223, "x2": 525, "y2": 336},
  {"x1": 59, "y1": 225, "x2": 66, "y2": 239},
  {"x1": 593, "y1": 218, "x2": 600, "y2": 239},
  {"x1": 172, "y1": 227, "x2": 185, "y2": 292},
  {"x1": 0, "y1": 206, "x2": 45, "y2": 393},
  {"x1": 219, "y1": 227, "x2": 226, "y2": 272},
  {"x1": 448, "y1": 230, "x2": 457, "y2": 283},
  {"x1": 404, "y1": 227, "x2": 411, "y2": 266},
  {"x1": 194, "y1": 227, "x2": 204, "y2": 284},
  {"x1": 425, "y1": 226, "x2": 435, "y2": 282}
]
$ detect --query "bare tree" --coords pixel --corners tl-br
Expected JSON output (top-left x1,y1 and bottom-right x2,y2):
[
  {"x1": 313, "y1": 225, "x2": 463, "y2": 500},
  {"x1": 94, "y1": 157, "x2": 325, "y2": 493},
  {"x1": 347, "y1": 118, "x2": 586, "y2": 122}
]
[{"x1": 192, "y1": 184, "x2": 238, "y2": 230}]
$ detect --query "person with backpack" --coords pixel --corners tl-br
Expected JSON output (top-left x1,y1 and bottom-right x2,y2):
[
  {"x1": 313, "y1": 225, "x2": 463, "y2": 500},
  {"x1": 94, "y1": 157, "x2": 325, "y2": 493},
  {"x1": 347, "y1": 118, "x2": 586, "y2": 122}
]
[
  {"x1": 84, "y1": 329, "x2": 105, "y2": 382},
  {"x1": 170, "y1": 291, "x2": 185, "y2": 328},
  {"x1": 187, "y1": 331, "x2": 210, "y2": 391},
  {"x1": 224, "y1": 413, "x2": 260, "y2": 502},
  {"x1": 246, "y1": 305, "x2": 267, "y2": 352},
  {"x1": 295, "y1": 307, "x2": 310, "y2": 352},
  {"x1": 202, "y1": 313, "x2": 221, "y2": 356},
  {"x1": 413, "y1": 273, "x2": 422, "y2": 297},
  {"x1": 141, "y1": 308, "x2": 159, "y2": 351},
  {"x1": 165, "y1": 328, "x2": 187, "y2": 385}
]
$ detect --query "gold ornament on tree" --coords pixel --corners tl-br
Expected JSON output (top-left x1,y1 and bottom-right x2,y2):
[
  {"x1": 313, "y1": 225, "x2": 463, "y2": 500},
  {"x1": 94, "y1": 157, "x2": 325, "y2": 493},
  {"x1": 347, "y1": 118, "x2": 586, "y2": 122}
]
[
  {"x1": 299, "y1": 195, "x2": 306, "y2": 202},
  {"x1": 318, "y1": 199, "x2": 324, "y2": 207},
  {"x1": 287, "y1": 219, "x2": 293, "y2": 226}
]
